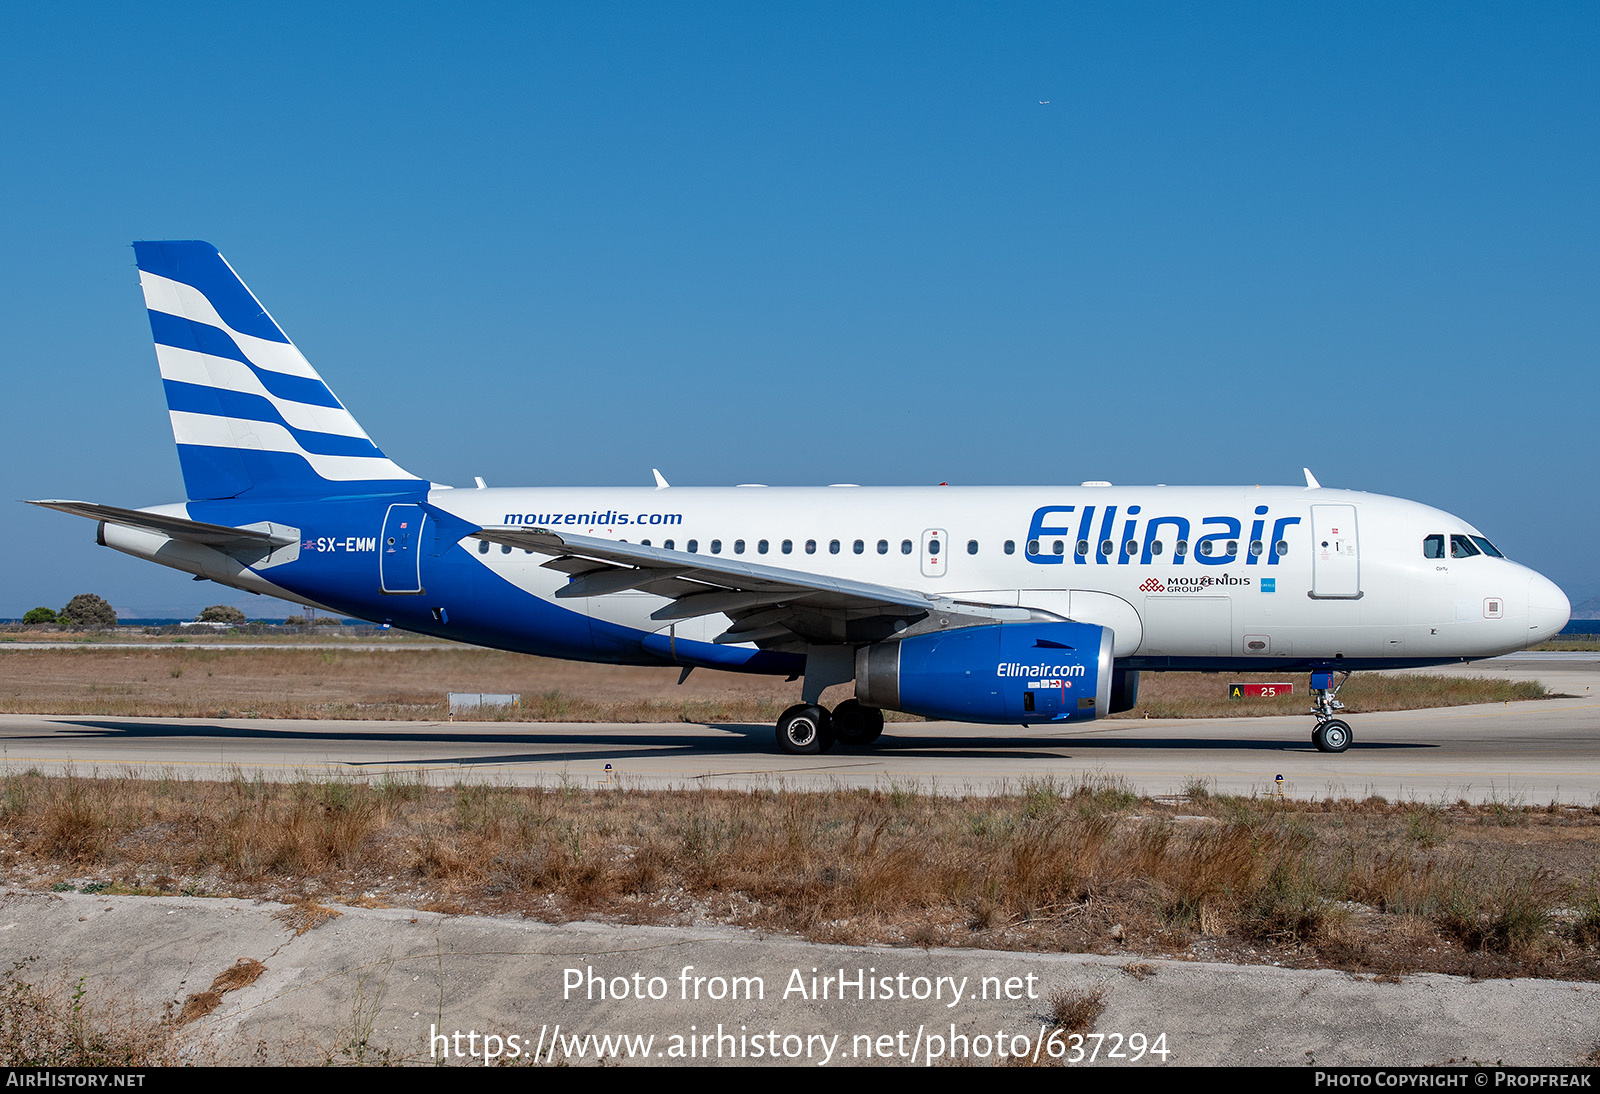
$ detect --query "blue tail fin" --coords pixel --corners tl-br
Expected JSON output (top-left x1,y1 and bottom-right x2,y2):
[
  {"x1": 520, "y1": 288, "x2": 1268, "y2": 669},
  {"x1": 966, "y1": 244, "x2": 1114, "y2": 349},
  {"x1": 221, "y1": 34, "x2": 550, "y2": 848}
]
[{"x1": 133, "y1": 241, "x2": 422, "y2": 500}]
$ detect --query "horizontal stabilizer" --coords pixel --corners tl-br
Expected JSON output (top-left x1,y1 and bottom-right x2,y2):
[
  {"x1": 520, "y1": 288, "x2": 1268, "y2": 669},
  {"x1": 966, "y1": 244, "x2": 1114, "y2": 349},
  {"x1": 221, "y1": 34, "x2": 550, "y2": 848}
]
[{"x1": 26, "y1": 500, "x2": 294, "y2": 549}]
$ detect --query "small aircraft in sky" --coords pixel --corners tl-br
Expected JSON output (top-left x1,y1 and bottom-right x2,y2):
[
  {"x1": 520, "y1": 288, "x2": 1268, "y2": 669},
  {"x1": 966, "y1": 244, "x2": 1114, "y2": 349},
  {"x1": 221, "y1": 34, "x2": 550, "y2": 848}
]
[{"x1": 32, "y1": 242, "x2": 1571, "y2": 754}]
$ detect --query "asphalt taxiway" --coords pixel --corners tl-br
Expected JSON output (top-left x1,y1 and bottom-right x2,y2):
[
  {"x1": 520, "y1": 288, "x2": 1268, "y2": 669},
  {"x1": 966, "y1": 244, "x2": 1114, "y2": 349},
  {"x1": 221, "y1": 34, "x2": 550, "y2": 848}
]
[{"x1": 3, "y1": 654, "x2": 1596, "y2": 804}]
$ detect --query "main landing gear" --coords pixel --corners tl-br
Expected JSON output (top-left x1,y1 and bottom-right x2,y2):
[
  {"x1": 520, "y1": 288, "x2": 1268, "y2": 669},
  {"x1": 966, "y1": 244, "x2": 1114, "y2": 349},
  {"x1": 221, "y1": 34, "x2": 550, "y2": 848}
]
[
  {"x1": 775, "y1": 699, "x2": 886, "y2": 755},
  {"x1": 1310, "y1": 670, "x2": 1353, "y2": 753}
]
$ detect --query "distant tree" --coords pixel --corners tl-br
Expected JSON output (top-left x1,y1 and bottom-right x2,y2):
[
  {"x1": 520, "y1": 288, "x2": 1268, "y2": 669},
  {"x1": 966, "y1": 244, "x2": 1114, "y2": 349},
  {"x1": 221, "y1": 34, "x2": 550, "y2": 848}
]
[
  {"x1": 58, "y1": 593, "x2": 117, "y2": 627},
  {"x1": 282, "y1": 615, "x2": 307, "y2": 626},
  {"x1": 196, "y1": 605, "x2": 247, "y2": 624},
  {"x1": 21, "y1": 607, "x2": 57, "y2": 625}
]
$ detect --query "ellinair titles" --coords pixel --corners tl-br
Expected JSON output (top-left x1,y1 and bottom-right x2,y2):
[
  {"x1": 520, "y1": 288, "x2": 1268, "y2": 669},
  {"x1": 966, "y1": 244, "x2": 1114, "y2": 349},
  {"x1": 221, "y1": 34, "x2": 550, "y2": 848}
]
[{"x1": 31, "y1": 241, "x2": 1571, "y2": 756}]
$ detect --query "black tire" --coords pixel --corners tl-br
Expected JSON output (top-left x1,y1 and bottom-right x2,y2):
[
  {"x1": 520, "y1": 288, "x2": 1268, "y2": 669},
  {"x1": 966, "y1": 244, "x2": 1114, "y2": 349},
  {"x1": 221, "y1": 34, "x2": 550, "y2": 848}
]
[
  {"x1": 776, "y1": 703, "x2": 834, "y2": 755},
  {"x1": 831, "y1": 699, "x2": 885, "y2": 748},
  {"x1": 1312, "y1": 719, "x2": 1352, "y2": 753}
]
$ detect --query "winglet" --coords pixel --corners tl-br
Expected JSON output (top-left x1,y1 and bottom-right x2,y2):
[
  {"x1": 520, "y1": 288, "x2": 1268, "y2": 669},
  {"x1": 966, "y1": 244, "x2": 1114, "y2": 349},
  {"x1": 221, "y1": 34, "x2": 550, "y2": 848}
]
[
  {"x1": 652, "y1": 468, "x2": 670, "y2": 490},
  {"x1": 1303, "y1": 467, "x2": 1321, "y2": 489}
]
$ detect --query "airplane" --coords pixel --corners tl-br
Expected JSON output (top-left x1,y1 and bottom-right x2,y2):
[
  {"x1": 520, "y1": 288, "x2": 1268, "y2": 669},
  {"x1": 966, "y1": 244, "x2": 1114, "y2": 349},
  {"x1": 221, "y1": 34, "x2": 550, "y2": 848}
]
[{"x1": 31, "y1": 241, "x2": 1572, "y2": 755}]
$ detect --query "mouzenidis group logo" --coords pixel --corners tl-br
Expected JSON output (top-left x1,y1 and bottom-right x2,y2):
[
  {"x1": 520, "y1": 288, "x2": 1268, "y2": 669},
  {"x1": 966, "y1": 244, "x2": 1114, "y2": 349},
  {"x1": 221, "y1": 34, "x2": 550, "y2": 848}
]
[{"x1": 1140, "y1": 575, "x2": 1253, "y2": 594}]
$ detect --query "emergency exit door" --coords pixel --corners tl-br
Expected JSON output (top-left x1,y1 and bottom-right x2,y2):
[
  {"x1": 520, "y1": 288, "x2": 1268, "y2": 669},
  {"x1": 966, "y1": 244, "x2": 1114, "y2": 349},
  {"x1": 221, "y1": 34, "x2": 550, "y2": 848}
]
[{"x1": 921, "y1": 528, "x2": 947, "y2": 578}]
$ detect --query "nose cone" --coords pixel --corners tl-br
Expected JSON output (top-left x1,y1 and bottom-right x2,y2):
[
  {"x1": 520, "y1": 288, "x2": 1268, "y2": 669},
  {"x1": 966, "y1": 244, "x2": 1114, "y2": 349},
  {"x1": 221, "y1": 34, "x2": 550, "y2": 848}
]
[{"x1": 1526, "y1": 572, "x2": 1571, "y2": 645}]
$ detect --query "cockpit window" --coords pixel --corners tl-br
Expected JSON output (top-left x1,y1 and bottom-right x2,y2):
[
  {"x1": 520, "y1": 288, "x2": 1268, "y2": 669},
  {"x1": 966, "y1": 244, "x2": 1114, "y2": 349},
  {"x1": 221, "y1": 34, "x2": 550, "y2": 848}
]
[
  {"x1": 1470, "y1": 536, "x2": 1504, "y2": 558},
  {"x1": 1450, "y1": 534, "x2": 1481, "y2": 558},
  {"x1": 1423, "y1": 534, "x2": 1445, "y2": 559}
]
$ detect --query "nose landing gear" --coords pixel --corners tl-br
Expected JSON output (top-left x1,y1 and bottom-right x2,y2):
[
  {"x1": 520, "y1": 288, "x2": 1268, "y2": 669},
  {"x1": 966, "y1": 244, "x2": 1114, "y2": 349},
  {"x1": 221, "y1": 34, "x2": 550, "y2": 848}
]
[{"x1": 1310, "y1": 670, "x2": 1352, "y2": 753}]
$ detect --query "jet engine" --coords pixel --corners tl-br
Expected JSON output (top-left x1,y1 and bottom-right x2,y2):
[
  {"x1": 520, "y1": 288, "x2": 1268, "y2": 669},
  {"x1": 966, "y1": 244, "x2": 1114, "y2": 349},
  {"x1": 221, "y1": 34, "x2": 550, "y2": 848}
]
[{"x1": 855, "y1": 621, "x2": 1113, "y2": 724}]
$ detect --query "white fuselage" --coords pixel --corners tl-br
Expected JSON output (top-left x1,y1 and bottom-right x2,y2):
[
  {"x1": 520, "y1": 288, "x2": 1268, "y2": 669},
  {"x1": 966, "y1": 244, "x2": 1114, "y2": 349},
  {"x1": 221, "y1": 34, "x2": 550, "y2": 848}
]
[{"x1": 423, "y1": 482, "x2": 1569, "y2": 668}]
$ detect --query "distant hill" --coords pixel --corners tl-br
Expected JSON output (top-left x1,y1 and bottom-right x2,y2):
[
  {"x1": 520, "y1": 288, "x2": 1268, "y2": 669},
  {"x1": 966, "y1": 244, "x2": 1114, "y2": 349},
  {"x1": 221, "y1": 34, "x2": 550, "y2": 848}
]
[{"x1": 1572, "y1": 596, "x2": 1600, "y2": 620}]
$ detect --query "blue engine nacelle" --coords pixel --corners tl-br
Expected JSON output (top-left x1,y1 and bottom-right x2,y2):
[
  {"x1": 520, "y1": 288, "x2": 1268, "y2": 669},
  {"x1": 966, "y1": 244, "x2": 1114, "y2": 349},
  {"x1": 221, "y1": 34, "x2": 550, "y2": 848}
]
[{"x1": 854, "y1": 621, "x2": 1113, "y2": 724}]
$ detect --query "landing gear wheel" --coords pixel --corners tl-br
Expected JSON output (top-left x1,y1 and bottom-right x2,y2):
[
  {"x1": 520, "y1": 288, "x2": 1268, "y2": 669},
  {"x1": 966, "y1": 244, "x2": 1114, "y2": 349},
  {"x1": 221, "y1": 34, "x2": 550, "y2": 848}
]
[
  {"x1": 776, "y1": 703, "x2": 835, "y2": 755},
  {"x1": 831, "y1": 699, "x2": 884, "y2": 748},
  {"x1": 1312, "y1": 719, "x2": 1352, "y2": 753}
]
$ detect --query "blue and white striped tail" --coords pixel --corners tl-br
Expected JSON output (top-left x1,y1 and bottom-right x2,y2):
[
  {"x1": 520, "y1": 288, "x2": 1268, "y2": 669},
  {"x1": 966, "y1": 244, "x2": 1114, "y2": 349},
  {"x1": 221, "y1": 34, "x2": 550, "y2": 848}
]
[{"x1": 134, "y1": 241, "x2": 421, "y2": 500}]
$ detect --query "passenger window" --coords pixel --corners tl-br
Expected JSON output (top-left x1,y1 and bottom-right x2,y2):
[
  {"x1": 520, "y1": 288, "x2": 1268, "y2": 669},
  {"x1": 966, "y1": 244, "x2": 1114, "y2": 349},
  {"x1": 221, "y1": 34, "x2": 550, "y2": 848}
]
[
  {"x1": 828, "y1": 539, "x2": 840, "y2": 554},
  {"x1": 967, "y1": 540, "x2": 978, "y2": 555},
  {"x1": 1123, "y1": 540, "x2": 1137, "y2": 557},
  {"x1": 877, "y1": 539, "x2": 888, "y2": 554},
  {"x1": 758, "y1": 539, "x2": 769, "y2": 554},
  {"x1": 1450, "y1": 535, "x2": 1480, "y2": 558},
  {"x1": 1076, "y1": 540, "x2": 1088, "y2": 557},
  {"x1": 734, "y1": 539, "x2": 745, "y2": 554},
  {"x1": 782, "y1": 540, "x2": 792, "y2": 554},
  {"x1": 1151, "y1": 540, "x2": 1164, "y2": 556},
  {"x1": 1249, "y1": 541, "x2": 1262, "y2": 556},
  {"x1": 687, "y1": 539, "x2": 699, "y2": 553},
  {"x1": 928, "y1": 538, "x2": 940, "y2": 555},
  {"x1": 1423, "y1": 534, "x2": 1445, "y2": 559},
  {"x1": 1099, "y1": 539, "x2": 1113, "y2": 558},
  {"x1": 664, "y1": 539, "x2": 675, "y2": 550},
  {"x1": 710, "y1": 539, "x2": 721, "y2": 554},
  {"x1": 1275, "y1": 539, "x2": 1288, "y2": 557},
  {"x1": 1052, "y1": 540, "x2": 1064, "y2": 555},
  {"x1": 477, "y1": 540, "x2": 490, "y2": 554},
  {"x1": 1225, "y1": 541, "x2": 1238, "y2": 557},
  {"x1": 1004, "y1": 540, "x2": 1015, "y2": 555},
  {"x1": 1198, "y1": 541, "x2": 1213, "y2": 556},
  {"x1": 501, "y1": 543, "x2": 511, "y2": 554},
  {"x1": 805, "y1": 539, "x2": 817, "y2": 554},
  {"x1": 641, "y1": 539, "x2": 651, "y2": 547},
  {"x1": 853, "y1": 539, "x2": 864, "y2": 554},
  {"x1": 1027, "y1": 539, "x2": 1040, "y2": 555},
  {"x1": 1176, "y1": 540, "x2": 1188, "y2": 556}
]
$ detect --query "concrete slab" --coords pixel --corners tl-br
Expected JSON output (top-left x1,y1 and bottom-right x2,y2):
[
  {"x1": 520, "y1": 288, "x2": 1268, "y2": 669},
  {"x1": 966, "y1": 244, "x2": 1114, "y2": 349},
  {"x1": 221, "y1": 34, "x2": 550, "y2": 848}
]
[{"x1": 3, "y1": 891, "x2": 1596, "y2": 1066}]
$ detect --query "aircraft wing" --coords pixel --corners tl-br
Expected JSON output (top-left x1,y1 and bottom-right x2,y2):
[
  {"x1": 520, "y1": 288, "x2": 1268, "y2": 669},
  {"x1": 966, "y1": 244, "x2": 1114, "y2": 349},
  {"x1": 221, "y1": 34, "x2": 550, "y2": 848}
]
[
  {"x1": 470, "y1": 525, "x2": 1035, "y2": 649},
  {"x1": 27, "y1": 500, "x2": 295, "y2": 549}
]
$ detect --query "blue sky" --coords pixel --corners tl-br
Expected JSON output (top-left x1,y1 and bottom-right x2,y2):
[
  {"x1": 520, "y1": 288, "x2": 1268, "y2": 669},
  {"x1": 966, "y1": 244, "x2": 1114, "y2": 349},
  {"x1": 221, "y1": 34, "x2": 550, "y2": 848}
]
[{"x1": 2, "y1": 3, "x2": 1596, "y2": 617}]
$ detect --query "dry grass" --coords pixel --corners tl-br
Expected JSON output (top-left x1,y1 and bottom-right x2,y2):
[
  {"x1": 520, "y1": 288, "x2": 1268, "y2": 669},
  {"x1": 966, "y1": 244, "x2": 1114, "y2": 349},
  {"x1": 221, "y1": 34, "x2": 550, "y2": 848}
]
[
  {"x1": 5, "y1": 770, "x2": 1600, "y2": 983},
  {"x1": 0, "y1": 958, "x2": 181, "y2": 1065},
  {"x1": 272, "y1": 900, "x2": 343, "y2": 935},
  {"x1": 176, "y1": 957, "x2": 267, "y2": 1026},
  {"x1": 1530, "y1": 634, "x2": 1600, "y2": 653},
  {"x1": 0, "y1": 646, "x2": 1552, "y2": 722},
  {"x1": 1049, "y1": 987, "x2": 1106, "y2": 1033},
  {"x1": 1125, "y1": 671, "x2": 1547, "y2": 719}
]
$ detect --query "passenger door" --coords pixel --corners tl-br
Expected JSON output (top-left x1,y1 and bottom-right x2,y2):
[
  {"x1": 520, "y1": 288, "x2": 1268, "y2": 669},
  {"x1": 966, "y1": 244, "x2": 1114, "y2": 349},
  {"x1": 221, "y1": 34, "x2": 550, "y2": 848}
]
[
  {"x1": 1310, "y1": 504, "x2": 1360, "y2": 598},
  {"x1": 380, "y1": 503, "x2": 425, "y2": 594}
]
